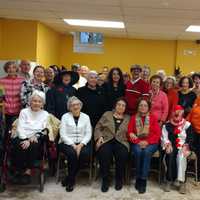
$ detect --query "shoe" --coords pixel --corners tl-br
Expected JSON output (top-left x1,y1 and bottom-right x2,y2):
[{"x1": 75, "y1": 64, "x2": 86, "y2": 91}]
[
  {"x1": 138, "y1": 179, "x2": 146, "y2": 194},
  {"x1": 163, "y1": 181, "x2": 171, "y2": 192},
  {"x1": 115, "y1": 180, "x2": 123, "y2": 191},
  {"x1": 65, "y1": 183, "x2": 74, "y2": 192},
  {"x1": 135, "y1": 179, "x2": 140, "y2": 191},
  {"x1": 101, "y1": 179, "x2": 109, "y2": 192},
  {"x1": 179, "y1": 182, "x2": 186, "y2": 194},
  {"x1": 20, "y1": 174, "x2": 31, "y2": 185}
]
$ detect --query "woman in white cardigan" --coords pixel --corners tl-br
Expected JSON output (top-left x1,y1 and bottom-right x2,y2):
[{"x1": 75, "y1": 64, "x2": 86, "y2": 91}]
[
  {"x1": 12, "y1": 90, "x2": 49, "y2": 185},
  {"x1": 59, "y1": 96, "x2": 92, "y2": 192}
]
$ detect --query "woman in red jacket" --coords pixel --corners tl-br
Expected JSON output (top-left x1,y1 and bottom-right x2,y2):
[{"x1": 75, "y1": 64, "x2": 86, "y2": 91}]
[{"x1": 128, "y1": 98, "x2": 161, "y2": 194}]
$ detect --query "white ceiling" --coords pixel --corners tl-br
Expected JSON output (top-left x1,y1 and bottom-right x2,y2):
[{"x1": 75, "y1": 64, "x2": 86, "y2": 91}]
[{"x1": 1, "y1": 0, "x2": 200, "y2": 40}]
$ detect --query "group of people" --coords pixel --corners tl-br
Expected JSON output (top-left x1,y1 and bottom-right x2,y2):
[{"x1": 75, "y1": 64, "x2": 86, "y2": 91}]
[{"x1": 0, "y1": 60, "x2": 200, "y2": 195}]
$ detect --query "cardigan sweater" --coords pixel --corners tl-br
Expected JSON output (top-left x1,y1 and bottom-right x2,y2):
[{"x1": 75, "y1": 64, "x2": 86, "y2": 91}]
[
  {"x1": 128, "y1": 113, "x2": 161, "y2": 144},
  {"x1": 94, "y1": 111, "x2": 130, "y2": 151},
  {"x1": 59, "y1": 112, "x2": 92, "y2": 145}
]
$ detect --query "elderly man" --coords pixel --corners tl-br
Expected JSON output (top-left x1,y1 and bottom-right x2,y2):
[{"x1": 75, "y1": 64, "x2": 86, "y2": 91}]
[
  {"x1": 125, "y1": 64, "x2": 150, "y2": 115},
  {"x1": 19, "y1": 60, "x2": 31, "y2": 80}
]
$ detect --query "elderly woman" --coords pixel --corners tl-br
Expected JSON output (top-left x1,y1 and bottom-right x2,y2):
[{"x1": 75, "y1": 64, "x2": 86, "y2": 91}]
[
  {"x1": 128, "y1": 99, "x2": 161, "y2": 194},
  {"x1": 164, "y1": 76, "x2": 179, "y2": 119},
  {"x1": 0, "y1": 61, "x2": 24, "y2": 136},
  {"x1": 21, "y1": 65, "x2": 48, "y2": 108},
  {"x1": 149, "y1": 75, "x2": 169, "y2": 126},
  {"x1": 11, "y1": 90, "x2": 49, "y2": 185},
  {"x1": 77, "y1": 71, "x2": 106, "y2": 128},
  {"x1": 162, "y1": 105, "x2": 193, "y2": 194},
  {"x1": 94, "y1": 98, "x2": 130, "y2": 192},
  {"x1": 178, "y1": 76, "x2": 196, "y2": 117},
  {"x1": 59, "y1": 96, "x2": 92, "y2": 192}
]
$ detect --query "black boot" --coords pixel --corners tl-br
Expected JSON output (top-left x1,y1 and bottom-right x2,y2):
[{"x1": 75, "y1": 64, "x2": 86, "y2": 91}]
[
  {"x1": 138, "y1": 179, "x2": 147, "y2": 194},
  {"x1": 135, "y1": 179, "x2": 141, "y2": 191},
  {"x1": 115, "y1": 179, "x2": 123, "y2": 191},
  {"x1": 101, "y1": 178, "x2": 109, "y2": 192}
]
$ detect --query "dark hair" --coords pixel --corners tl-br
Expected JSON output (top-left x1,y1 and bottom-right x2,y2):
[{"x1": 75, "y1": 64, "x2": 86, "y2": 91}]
[
  {"x1": 150, "y1": 74, "x2": 163, "y2": 87},
  {"x1": 136, "y1": 98, "x2": 151, "y2": 112},
  {"x1": 33, "y1": 65, "x2": 45, "y2": 74},
  {"x1": 3, "y1": 61, "x2": 17, "y2": 73},
  {"x1": 107, "y1": 67, "x2": 124, "y2": 89},
  {"x1": 113, "y1": 97, "x2": 128, "y2": 110},
  {"x1": 178, "y1": 76, "x2": 193, "y2": 88},
  {"x1": 192, "y1": 73, "x2": 200, "y2": 81}
]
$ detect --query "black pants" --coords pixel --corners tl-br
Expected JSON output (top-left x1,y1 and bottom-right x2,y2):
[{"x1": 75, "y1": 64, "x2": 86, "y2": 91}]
[
  {"x1": 165, "y1": 146, "x2": 179, "y2": 182},
  {"x1": 97, "y1": 139, "x2": 129, "y2": 183},
  {"x1": 59, "y1": 143, "x2": 91, "y2": 184},
  {"x1": 193, "y1": 132, "x2": 200, "y2": 179},
  {"x1": 11, "y1": 137, "x2": 41, "y2": 172}
]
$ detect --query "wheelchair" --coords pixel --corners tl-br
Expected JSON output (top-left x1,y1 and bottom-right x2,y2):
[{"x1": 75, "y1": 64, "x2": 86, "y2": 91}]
[{"x1": 0, "y1": 128, "x2": 49, "y2": 193}]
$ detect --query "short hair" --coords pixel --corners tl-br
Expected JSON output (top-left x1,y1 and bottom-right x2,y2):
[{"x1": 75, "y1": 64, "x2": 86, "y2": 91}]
[
  {"x1": 192, "y1": 73, "x2": 200, "y2": 81},
  {"x1": 113, "y1": 97, "x2": 128, "y2": 110},
  {"x1": 29, "y1": 90, "x2": 46, "y2": 105},
  {"x1": 33, "y1": 65, "x2": 45, "y2": 74},
  {"x1": 67, "y1": 96, "x2": 83, "y2": 111},
  {"x1": 178, "y1": 76, "x2": 193, "y2": 88},
  {"x1": 3, "y1": 61, "x2": 17, "y2": 73},
  {"x1": 164, "y1": 76, "x2": 176, "y2": 88},
  {"x1": 136, "y1": 98, "x2": 151, "y2": 112},
  {"x1": 150, "y1": 74, "x2": 163, "y2": 87}
]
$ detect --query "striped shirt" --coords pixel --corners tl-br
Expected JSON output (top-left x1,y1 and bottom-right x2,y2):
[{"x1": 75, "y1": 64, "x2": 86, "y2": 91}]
[{"x1": 0, "y1": 75, "x2": 24, "y2": 115}]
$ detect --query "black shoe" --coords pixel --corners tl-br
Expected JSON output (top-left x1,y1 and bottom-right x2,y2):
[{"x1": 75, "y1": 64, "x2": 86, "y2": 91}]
[
  {"x1": 135, "y1": 179, "x2": 140, "y2": 191},
  {"x1": 101, "y1": 179, "x2": 109, "y2": 192},
  {"x1": 138, "y1": 179, "x2": 146, "y2": 194},
  {"x1": 115, "y1": 180, "x2": 123, "y2": 191},
  {"x1": 66, "y1": 183, "x2": 74, "y2": 192},
  {"x1": 20, "y1": 174, "x2": 31, "y2": 185}
]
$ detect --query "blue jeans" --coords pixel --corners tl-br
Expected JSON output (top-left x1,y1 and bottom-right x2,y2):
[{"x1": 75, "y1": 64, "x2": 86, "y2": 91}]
[{"x1": 131, "y1": 144, "x2": 158, "y2": 180}]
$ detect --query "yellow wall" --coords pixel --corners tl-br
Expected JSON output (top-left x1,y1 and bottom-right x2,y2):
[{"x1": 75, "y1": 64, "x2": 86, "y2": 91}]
[
  {"x1": 0, "y1": 19, "x2": 3, "y2": 57},
  {"x1": 60, "y1": 35, "x2": 177, "y2": 75},
  {"x1": 36, "y1": 23, "x2": 61, "y2": 66},
  {"x1": 0, "y1": 19, "x2": 37, "y2": 60},
  {"x1": 176, "y1": 40, "x2": 200, "y2": 74}
]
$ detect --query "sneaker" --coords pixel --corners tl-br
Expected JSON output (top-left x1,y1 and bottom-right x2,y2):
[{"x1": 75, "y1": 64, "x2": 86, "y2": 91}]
[
  {"x1": 163, "y1": 181, "x2": 171, "y2": 192},
  {"x1": 101, "y1": 179, "x2": 109, "y2": 192},
  {"x1": 179, "y1": 182, "x2": 186, "y2": 194}
]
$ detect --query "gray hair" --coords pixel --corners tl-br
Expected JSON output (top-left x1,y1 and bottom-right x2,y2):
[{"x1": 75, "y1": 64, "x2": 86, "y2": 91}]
[
  {"x1": 87, "y1": 70, "x2": 98, "y2": 80},
  {"x1": 67, "y1": 96, "x2": 83, "y2": 111},
  {"x1": 29, "y1": 90, "x2": 46, "y2": 105}
]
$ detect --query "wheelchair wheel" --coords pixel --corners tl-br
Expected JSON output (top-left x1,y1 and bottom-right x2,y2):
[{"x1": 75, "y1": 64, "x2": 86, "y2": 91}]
[
  {"x1": 39, "y1": 172, "x2": 45, "y2": 192},
  {"x1": 0, "y1": 183, "x2": 6, "y2": 193}
]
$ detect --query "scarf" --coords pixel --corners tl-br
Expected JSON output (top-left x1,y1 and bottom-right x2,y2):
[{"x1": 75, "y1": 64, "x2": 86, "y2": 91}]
[{"x1": 135, "y1": 113, "x2": 150, "y2": 138}]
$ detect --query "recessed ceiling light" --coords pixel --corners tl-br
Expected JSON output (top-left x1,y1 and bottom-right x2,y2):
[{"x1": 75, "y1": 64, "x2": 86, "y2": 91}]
[
  {"x1": 186, "y1": 25, "x2": 200, "y2": 32},
  {"x1": 63, "y1": 19, "x2": 125, "y2": 29}
]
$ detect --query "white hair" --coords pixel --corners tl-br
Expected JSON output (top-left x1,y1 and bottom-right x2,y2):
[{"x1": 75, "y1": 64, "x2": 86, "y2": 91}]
[
  {"x1": 29, "y1": 90, "x2": 46, "y2": 105},
  {"x1": 67, "y1": 96, "x2": 83, "y2": 111},
  {"x1": 87, "y1": 70, "x2": 98, "y2": 80}
]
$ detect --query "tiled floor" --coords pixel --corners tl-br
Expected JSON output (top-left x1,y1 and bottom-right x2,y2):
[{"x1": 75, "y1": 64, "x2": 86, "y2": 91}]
[{"x1": 0, "y1": 175, "x2": 200, "y2": 200}]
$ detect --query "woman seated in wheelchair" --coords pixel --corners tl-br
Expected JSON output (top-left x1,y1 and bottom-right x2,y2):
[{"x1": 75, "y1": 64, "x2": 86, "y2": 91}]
[
  {"x1": 59, "y1": 96, "x2": 92, "y2": 192},
  {"x1": 161, "y1": 105, "x2": 193, "y2": 194},
  {"x1": 94, "y1": 97, "x2": 130, "y2": 192},
  {"x1": 128, "y1": 98, "x2": 161, "y2": 194},
  {"x1": 11, "y1": 90, "x2": 49, "y2": 185}
]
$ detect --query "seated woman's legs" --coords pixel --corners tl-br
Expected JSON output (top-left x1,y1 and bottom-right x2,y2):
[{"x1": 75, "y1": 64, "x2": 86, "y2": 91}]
[
  {"x1": 59, "y1": 143, "x2": 78, "y2": 191},
  {"x1": 97, "y1": 140, "x2": 113, "y2": 192},
  {"x1": 79, "y1": 142, "x2": 91, "y2": 169},
  {"x1": 113, "y1": 140, "x2": 129, "y2": 190}
]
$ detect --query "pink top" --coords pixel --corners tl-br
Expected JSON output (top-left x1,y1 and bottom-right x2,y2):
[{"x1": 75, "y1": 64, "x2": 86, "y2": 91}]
[
  {"x1": 150, "y1": 90, "x2": 169, "y2": 123},
  {"x1": 0, "y1": 75, "x2": 24, "y2": 115}
]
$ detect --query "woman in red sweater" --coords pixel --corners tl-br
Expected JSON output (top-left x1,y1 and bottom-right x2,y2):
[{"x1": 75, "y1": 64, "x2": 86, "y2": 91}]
[{"x1": 128, "y1": 98, "x2": 161, "y2": 194}]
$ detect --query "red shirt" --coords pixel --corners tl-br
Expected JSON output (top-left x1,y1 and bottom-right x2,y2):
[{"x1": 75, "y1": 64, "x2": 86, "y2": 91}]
[
  {"x1": 128, "y1": 114, "x2": 161, "y2": 144},
  {"x1": 0, "y1": 75, "x2": 24, "y2": 115},
  {"x1": 125, "y1": 78, "x2": 149, "y2": 115}
]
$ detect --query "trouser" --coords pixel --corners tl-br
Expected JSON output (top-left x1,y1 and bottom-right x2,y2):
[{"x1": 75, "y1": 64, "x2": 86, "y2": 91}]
[
  {"x1": 59, "y1": 142, "x2": 91, "y2": 184},
  {"x1": 131, "y1": 144, "x2": 158, "y2": 180},
  {"x1": 97, "y1": 139, "x2": 129, "y2": 183},
  {"x1": 193, "y1": 132, "x2": 200, "y2": 179},
  {"x1": 165, "y1": 147, "x2": 187, "y2": 182},
  {"x1": 11, "y1": 137, "x2": 41, "y2": 171}
]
